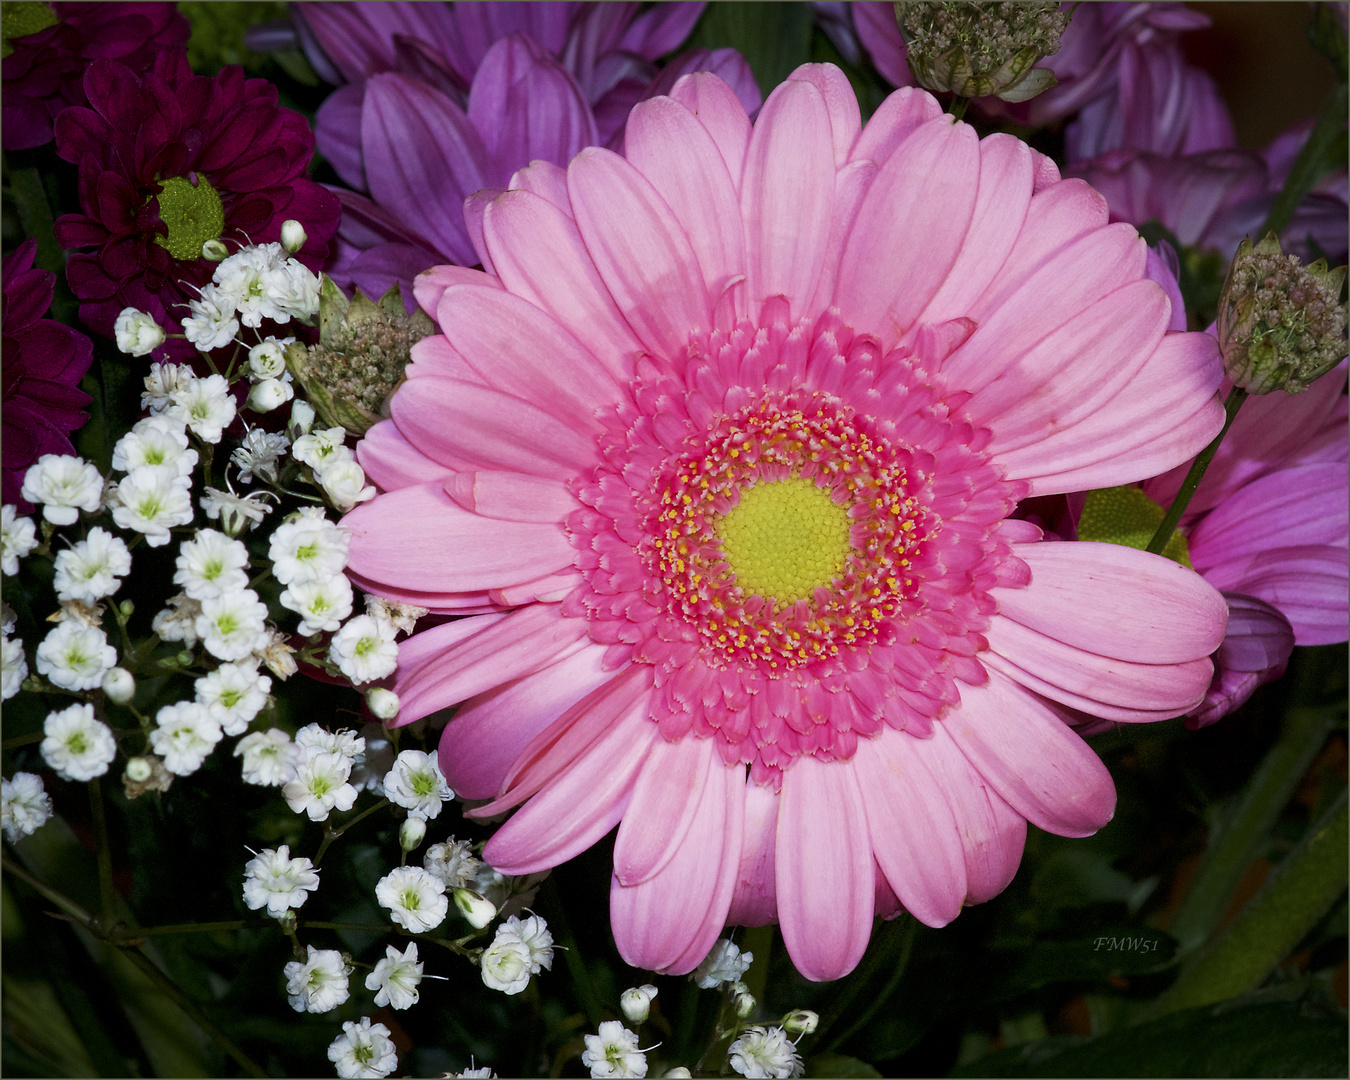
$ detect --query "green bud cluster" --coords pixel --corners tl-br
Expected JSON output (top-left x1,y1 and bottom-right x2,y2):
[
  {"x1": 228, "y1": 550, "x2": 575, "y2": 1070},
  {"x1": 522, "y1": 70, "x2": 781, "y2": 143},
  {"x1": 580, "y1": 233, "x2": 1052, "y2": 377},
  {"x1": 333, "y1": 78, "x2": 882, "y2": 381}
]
[
  {"x1": 1217, "y1": 233, "x2": 1347, "y2": 395},
  {"x1": 285, "y1": 275, "x2": 435, "y2": 436},
  {"x1": 895, "y1": 0, "x2": 1070, "y2": 103}
]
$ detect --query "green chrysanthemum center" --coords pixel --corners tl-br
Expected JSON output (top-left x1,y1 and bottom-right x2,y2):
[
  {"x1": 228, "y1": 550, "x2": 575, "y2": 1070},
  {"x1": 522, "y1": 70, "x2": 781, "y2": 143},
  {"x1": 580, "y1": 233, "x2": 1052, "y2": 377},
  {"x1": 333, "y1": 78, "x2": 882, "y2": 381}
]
[
  {"x1": 714, "y1": 476, "x2": 853, "y2": 607},
  {"x1": 2, "y1": 3, "x2": 58, "y2": 57},
  {"x1": 1077, "y1": 485, "x2": 1192, "y2": 567},
  {"x1": 152, "y1": 175, "x2": 225, "y2": 261}
]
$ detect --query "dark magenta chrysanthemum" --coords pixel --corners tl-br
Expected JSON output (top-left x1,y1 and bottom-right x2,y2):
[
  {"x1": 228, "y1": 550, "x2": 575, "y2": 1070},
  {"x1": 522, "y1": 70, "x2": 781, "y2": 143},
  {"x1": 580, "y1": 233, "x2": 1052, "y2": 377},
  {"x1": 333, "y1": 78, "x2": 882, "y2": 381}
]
[
  {"x1": 52, "y1": 49, "x2": 340, "y2": 357},
  {"x1": 2, "y1": 238, "x2": 94, "y2": 510}
]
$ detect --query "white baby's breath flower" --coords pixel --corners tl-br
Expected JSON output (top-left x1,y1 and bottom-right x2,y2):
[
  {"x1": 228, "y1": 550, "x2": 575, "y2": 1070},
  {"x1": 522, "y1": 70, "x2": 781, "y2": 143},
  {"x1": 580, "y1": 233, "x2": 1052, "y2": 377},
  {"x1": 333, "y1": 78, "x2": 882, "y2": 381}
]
[
  {"x1": 366, "y1": 687, "x2": 400, "y2": 720},
  {"x1": 2, "y1": 505, "x2": 39, "y2": 575},
  {"x1": 111, "y1": 466, "x2": 194, "y2": 545},
  {"x1": 375, "y1": 866, "x2": 448, "y2": 933},
  {"x1": 2, "y1": 633, "x2": 28, "y2": 700},
  {"x1": 365, "y1": 942, "x2": 424, "y2": 1010},
  {"x1": 727, "y1": 1027, "x2": 803, "y2": 1080},
  {"x1": 112, "y1": 415, "x2": 198, "y2": 478},
  {"x1": 195, "y1": 660, "x2": 271, "y2": 734},
  {"x1": 174, "y1": 529, "x2": 250, "y2": 601},
  {"x1": 271, "y1": 258, "x2": 320, "y2": 322},
  {"x1": 242, "y1": 844, "x2": 319, "y2": 917},
  {"x1": 382, "y1": 750, "x2": 452, "y2": 821},
  {"x1": 581, "y1": 1021, "x2": 647, "y2": 1079},
  {"x1": 279, "y1": 574, "x2": 353, "y2": 635},
  {"x1": 142, "y1": 362, "x2": 190, "y2": 414},
  {"x1": 235, "y1": 728, "x2": 304, "y2": 786},
  {"x1": 327, "y1": 1017, "x2": 397, "y2": 1079},
  {"x1": 1, "y1": 772, "x2": 53, "y2": 842},
  {"x1": 291, "y1": 427, "x2": 350, "y2": 475},
  {"x1": 283, "y1": 751, "x2": 358, "y2": 821},
  {"x1": 268, "y1": 507, "x2": 349, "y2": 586},
  {"x1": 480, "y1": 914, "x2": 553, "y2": 995},
  {"x1": 294, "y1": 724, "x2": 365, "y2": 764},
  {"x1": 181, "y1": 283, "x2": 241, "y2": 351},
  {"x1": 231, "y1": 429, "x2": 291, "y2": 484},
  {"x1": 256, "y1": 627, "x2": 298, "y2": 679},
  {"x1": 502, "y1": 914, "x2": 554, "y2": 973},
  {"x1": 114, "y1": 307, "x2": 166, "y2": 356},
  {"x1": 693, "y1": 939, "x2": 753, "y2": 989},
  {"x1": 149, "y1": 701, "x2": 223, "y2": 775},
  {"x1": 21, "y1": 455, "x2": 104, "y2": 525},
  {"x1": 200, "y1": 485, "x2": 273, "y2": 535},
  {"x1": 195, "y1": 589, "x2": 269, "y2": 662},
  {"x1": 152, "y1": 592, "x2": 201, "y2": 646},
  {"x1": 364, "y1": 596, "x2": 427, "y2": 635},
  {"x1": 170, "y1": 373, "x2": 236, "y2": 444},
  {"x1": 36, "y1": 621, "x2": 116, "y2": 690},
  {"x1": 320, "y1": 459, "x2": 375, "y2": 511},
  {"x1": 41, "y1": 703, "x2": 117, "y2": 781},
  {"x1": 214, "y1": 244, "x2": 286, "y2": 328},
  {"x1": 329, "y1": 615, "x2": 398, "y2": 685},
  {"x1": 284, "y1": 944, "x2": 350, "y2": 1014},
  {"x1": 424, "y1": 838, "x2": 481, "y2": 889},
  {"x1": 53, "y1": 527, "x2": 132, "y2": 604}
]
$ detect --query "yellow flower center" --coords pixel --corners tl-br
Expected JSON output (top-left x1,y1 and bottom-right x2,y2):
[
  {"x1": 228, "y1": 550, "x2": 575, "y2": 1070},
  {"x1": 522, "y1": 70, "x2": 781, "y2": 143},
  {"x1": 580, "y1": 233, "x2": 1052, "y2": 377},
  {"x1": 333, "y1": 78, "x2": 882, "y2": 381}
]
[
  {"x1": 713, "y1": 476, "x2": 853, "y2": 610},
  {"x1": 152, "y1": 175, "x2": 225, "y2": 262},
  {"x1": 1077, "y1": 485, "x2": 1192, "y2": 568}
]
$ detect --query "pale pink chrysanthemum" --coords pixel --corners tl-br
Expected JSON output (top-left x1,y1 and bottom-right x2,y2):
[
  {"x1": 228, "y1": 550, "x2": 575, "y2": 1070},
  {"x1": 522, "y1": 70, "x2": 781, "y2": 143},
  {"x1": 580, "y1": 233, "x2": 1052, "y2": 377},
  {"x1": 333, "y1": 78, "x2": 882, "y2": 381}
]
[{"x1": 344, "y1": 65, "x2": 1228, "y2": 981}]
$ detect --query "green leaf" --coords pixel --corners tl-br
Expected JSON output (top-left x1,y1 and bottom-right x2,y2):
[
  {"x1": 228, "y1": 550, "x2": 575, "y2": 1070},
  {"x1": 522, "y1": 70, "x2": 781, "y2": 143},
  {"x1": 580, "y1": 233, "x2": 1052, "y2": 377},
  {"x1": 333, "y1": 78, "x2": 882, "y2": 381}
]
[
  {"x1": 808, "y1": 1053, "x2": 883, "y2": 1077},
  {"x1": 950, "y1": 996, "x2": 1348, "y2": 1078},
  {"x1": 980, "y1": 927, "x2": 1177, "y2": 1002},
  {"x1": 690, "y1": 2, "x2": 813, "y2": 99}
]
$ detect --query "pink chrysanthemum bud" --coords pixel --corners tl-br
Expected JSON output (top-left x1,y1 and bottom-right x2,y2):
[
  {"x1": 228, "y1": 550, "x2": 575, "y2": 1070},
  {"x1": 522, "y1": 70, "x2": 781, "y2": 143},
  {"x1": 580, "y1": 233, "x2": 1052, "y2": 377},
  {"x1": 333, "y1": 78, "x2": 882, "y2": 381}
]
[
  {"x1": 1217, "y1": 233, "x2": 1347, "y2": 395},
  {"x1": 895, "y1": 1, "x2": 1070, "y2": 102}
]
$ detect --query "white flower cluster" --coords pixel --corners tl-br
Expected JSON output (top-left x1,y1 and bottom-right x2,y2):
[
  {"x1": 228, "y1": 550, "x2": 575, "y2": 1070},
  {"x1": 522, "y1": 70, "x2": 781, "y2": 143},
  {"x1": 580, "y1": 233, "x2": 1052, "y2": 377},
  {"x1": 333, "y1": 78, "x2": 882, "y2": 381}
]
[
  {"x1": 581, "y1": 1021, "x2": 648, "y2": 1079},
  {"x1": 375, "y1": 866, "x2": 448, "y2": 933},
  {"x1": 327, "y1": 1017, "x2": 398, "y2": 1079},
  {"x1": 293, "y1": 425, "x2": 375, "y2": 512},
  {"x1": 727, "y1": 1027, "x2": 804, "y2": 1080},
  {"x1": 382, "y1": 749, "x2": 452, "y2": 820},
  {"x1": 2, "y1": 603, "x2": 29, "y2": 702},
  {"x1": 180, "y1": 239, "x2": 320, "y2": 354},
  {"x1": 2, "y1": 505, "x2": 38, "y2": 575},
  {"x1": 285, "y1": 944, "x2": 350, "y2": 1014},
  {"x1": 272, "y1": 509, "x2": 356, "y2": 636},
  {"x1": 694, "y1": 938, "x2": 754, "y2": 989},
  {"x1": 1, "y1": 772, "x2": 52, "y2": 842},
  {"x1": 282, "y1": 723, "x2": 364, "y2": 821},
  {"x1": 242, "y1": 844, "x2": 320, "y2": 917},
  {"x1": 480, "y1": 914, "x2": 554, "y2": 995}
]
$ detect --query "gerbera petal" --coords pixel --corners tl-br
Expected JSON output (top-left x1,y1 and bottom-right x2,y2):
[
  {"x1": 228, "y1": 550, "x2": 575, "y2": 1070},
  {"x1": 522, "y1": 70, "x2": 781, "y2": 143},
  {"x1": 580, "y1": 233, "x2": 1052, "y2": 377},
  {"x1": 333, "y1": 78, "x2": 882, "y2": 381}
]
[
  {"x1": 1198, "y1": 547, "x2": 1349, "y2": 647},
  {"x1": 611, "y1": 758, "x2": 745, "y2": 973},
  {"x1": 413, "y1": 264, "x2": 503, "y2": 319},
  {"x1": 854, "y1": 730, "x2": 968, "y2": 927},
  {"x1": 444, "y1": 471, "x2": 580, "y2": 523},
  {"x1": 741, "y1": 78, "x2": 837, "y2": 314},
  {"x1": 357, "y1": 419, "x2": 450, "y2": 492},
  {"x1": 568, "y1": 146, "x2": 712, "y2": 357},
  {"x1": 835, "y1": 116, "x2": 980, "y2": 348},
  {"x1": 344, "y1": 482, "x2": 575, "y2": 594},
  {"x1": 776, "y1": 755, "x2": 874, "y2": 981},
  {"x1": 668, "y1": 71, "x2": 753, "y2": 186},
  {"x1": 1189, "y1": 463, "x2": 1348, "y2": 564},
  {"x1": 728, "y1": 779, "x2": 779, "y2": 925},
  {"x1": 788, "y1": 63, "x2": 862, "y2": 167},
  {"x1": 848, "y1": 86, "x2": 944, "y2": 169},
  {"x1": 613, "y1": 735, "x2": 717, "y2": 886},
  {"x1": 943, "y1": 670, "x2": 1115, "y2": 838}
]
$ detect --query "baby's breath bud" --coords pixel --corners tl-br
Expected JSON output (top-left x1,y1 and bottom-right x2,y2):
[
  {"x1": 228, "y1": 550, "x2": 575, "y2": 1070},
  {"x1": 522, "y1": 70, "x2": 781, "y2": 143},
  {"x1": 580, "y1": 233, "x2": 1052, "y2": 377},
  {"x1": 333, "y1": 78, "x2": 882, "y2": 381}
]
[
  {"x1": 281, "y1": 220, "x2": 308, "y2": 255},
  {"x1": 665, "y1": 1070, "x2": 693, "y2": 1079},
  {"x1": 896, "y1": 1, "x2": 1069, "y2": 102},
  {"x1": 367, "y1": 687, "x2": 400, "y2": 720},
  {"x1": 119, "y1": 599, "x2": 135, "y2": 618},
  {"x1": 288, "y1": 399, "x2": 316, "y2": 440},
  {"x1": 248, "y1": 378, "x2": 294, "y2": 413},
  {"x1": 454, "y1": 888, "x2": 497, "y2": 929},
  {"x1": 201, "y1": 239, "x2": 230, "y2": 262},
  {"x1": 782, "y1": 1009, "x2": 818, "y2": 1036},
  {"x1": 399, "y1": 816, "x2": 427, "y2": 852},
  {"x1": 620, "y1": 984, "x2": 658, "y2": 1024},
  {"x1": 125, "y1": 757, "x2": 153, "y2": 783},
  {"x1": 101, "y1": 666, "x2": 136, "y2": 704},
  {"x1": 1217, "y1": 232, "x2": 1347, "y2": 394},
  {"x1": 277, "y1": 909, "x2": 298, "y2": 934},
  {"x1": 731, "y1": 980, "x2": 756, "y2": 1018}
]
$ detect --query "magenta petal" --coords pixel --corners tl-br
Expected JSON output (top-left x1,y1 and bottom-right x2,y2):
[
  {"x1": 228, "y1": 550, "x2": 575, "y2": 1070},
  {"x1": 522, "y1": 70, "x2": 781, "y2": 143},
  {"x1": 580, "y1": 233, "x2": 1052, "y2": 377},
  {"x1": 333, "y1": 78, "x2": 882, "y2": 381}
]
[
  {"x1": 943, "y1": 671, "x2": 1116, "y2": 839},
  {"x1": 1190, "y1": 463, "x2": 1348, "y2": 566},
  {"x1": 1198, "y1": 547, "x2": 1349, "y2": 647},
  {"x1": 776, "y1": 756, "x2": 874, "y2": 981},
  {"x1": 854, "y1": 731, "x2": 967, "y2": 928},
  {"x1": 613, "y1": 735, "x2": 716, "y2": 886},
  {"x1": 611, "y1": 758, "x2": 744, "y2": 974},
  {"x1": 315, "y1": 84, "x2": 367, "y2": 190},
  {"x1": 441, "y1": 645, "x2": 617, "y2": 799},
  {"x1": 1188, "y1": 592, "x2": 1294, "y2": 728}
]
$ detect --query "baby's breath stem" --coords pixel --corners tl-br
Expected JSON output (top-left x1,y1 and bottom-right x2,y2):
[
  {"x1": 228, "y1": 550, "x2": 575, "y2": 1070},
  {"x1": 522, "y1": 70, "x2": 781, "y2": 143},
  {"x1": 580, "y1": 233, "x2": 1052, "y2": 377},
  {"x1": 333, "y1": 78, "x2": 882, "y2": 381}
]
[
  {"x1": 1145, "y1": 386, "x2": 1246, "y2": 555},
  {"x1": 313, "y1": 798, "x2": 389, "y2": 866},
  {"x1": 88, "y1": 777, "x2": 117, "y2": 922}
]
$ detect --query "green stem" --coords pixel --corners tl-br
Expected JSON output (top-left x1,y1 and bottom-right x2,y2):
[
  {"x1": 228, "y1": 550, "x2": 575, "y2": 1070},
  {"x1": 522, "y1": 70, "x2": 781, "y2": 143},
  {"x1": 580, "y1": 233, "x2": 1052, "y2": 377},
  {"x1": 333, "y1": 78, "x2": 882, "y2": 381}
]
[
  {"x1": 120, "y1": 946, "x2": 269, "y2": 1079},
  {"x1": 1167, "y1": 691, "x2": 1339, "y2": 955},
  {"x1": 1, "y1": 732, "x2": 45, "y2": 750},
  {"x1": 299, "y1": 920, "x2": 399, "y2": 934},
  {"x1": 1, "y1": 854, "x2": 95, "y2": 926},
  {"x1": 88, "y1": 778, "x2": 117, "y2": 923},
  {"x1": 1147, "y1": 788, "x2": 1347, "y2": 1018},
  {"x1": 129, "y1": 920, "x2": 255, "y2": 937},
  {"x1": 948, "y1": 95, "x2": 969, "y2": 121},
  {"x1": 313, "y1": 798, "x2": 389, "y2": 866},
  {"x1": 1257, "y1": 83, "x2": 1348, "y2": 240},
  {"x1": 740, "y1": 924, "x2": 774, "y2": 1009},
  {"x1": 1146, "y1": 387, "x2": 1246, "y2": 555}
]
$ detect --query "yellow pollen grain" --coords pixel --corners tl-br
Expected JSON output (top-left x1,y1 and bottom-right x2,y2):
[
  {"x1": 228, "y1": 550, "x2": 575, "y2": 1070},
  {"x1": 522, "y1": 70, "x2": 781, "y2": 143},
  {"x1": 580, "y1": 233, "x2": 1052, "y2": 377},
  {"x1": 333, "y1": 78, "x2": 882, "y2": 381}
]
[{"x1": 713, "y1": 476, "x2": 853, "y2": 610}]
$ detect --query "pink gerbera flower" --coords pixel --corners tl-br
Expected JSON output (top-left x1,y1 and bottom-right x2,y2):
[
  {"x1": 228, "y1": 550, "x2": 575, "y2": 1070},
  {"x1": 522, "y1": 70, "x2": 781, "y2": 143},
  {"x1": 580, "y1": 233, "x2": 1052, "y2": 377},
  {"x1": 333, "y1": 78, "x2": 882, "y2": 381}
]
[{"x1": 344, "y1": 65, "x2": 1229, "y2": 981}]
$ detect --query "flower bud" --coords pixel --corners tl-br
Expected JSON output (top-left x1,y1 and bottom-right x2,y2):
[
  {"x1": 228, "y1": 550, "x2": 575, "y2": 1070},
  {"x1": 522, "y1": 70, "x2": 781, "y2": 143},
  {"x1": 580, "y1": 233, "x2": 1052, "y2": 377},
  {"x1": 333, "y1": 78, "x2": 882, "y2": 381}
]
[
  {"x1": 114, "y1": 308, "x2": 166, "y2": 357},
  {"x1": 201, "y1": 239, "x2": 230, "y2": 262},
  {"x1": 248, "y1": 339, "x2": 290, "y2": 380},
  {"x1": 782, "y1": 1009, "x2": 818, "y2": 1035},
  {"x1": 896, "y1": 1, "x2": 1070, "y2": 102},
  {"x1": 281, "y1": 219, "x2": 308, "y2": 254},
  {"x1": 454, "y1": 888, "x2": 497, "y2": 929},
  {"x1": 366, "y1": 687, "x2": 400, "y2": 720},
  {"x1": 1216, "y1": 232, "x2": 1347, "y2": 395},
  {"x1": 101, "y1": 666, "x2": 136, "y2": 704},
  {"x1": 287, "y1": 399, "x2": 316, "y2": 441},
  {"x1": 399, "y1": 816, "x2": 427, "y2": 852},
  {"x1": 730, "y1": 980, "x2": 755, "y2": 1018},
  {"x1": 125, "y1": 757, "x2": 153, "y2": 783},
  {"x1": 320, "y1": 459, "x2": 375, "y2": 511},
  {"x1": 119, "y1": 599, "x2": 135, "y2": 618},
  {"x1": 247, "y1": 377, "x2": 295, "y2": 413},
  {"x1": 277, "y1": 910, "x2": 298, "y2": 934},
  {"x1": 620, "y1": 984, "x2": 659, "y2": 1024},
  {"x1": 665, "y1": 1070, "x2": 693, "y2": 1078}
]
